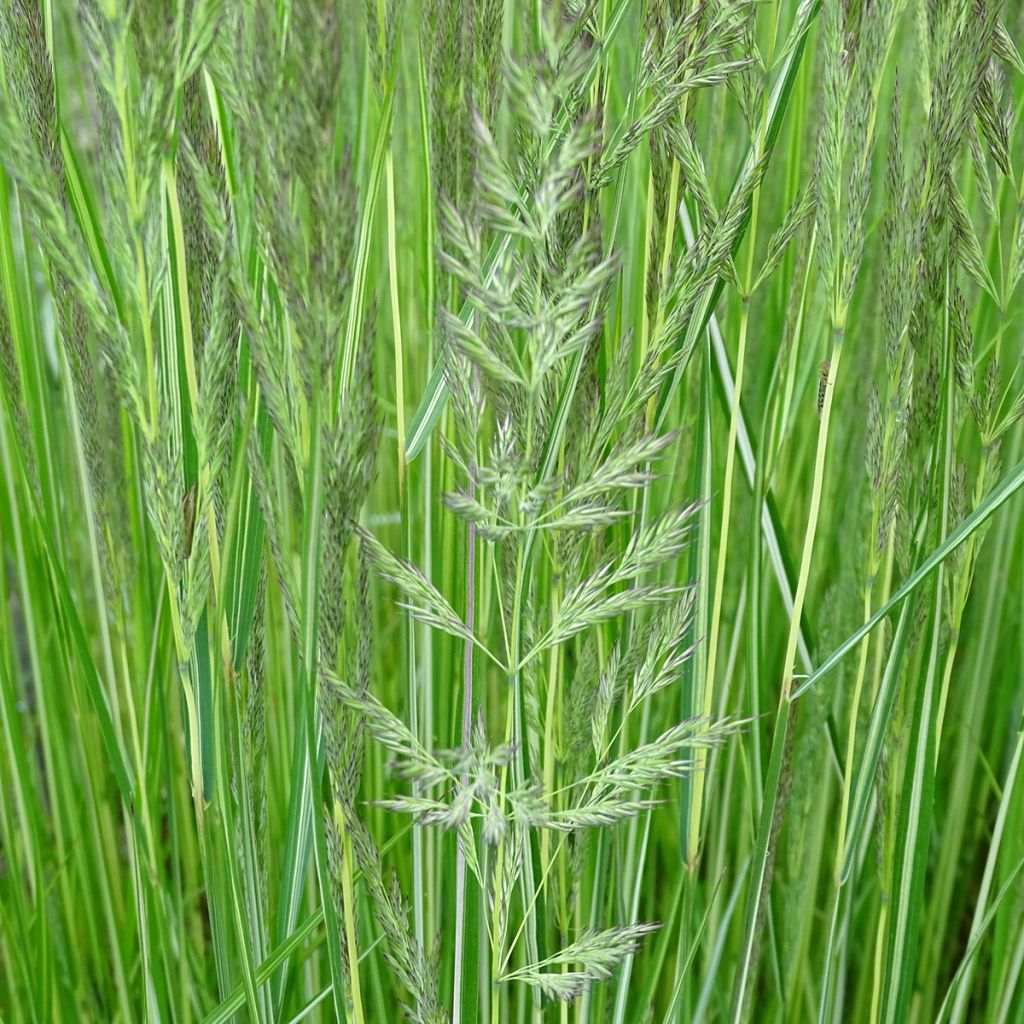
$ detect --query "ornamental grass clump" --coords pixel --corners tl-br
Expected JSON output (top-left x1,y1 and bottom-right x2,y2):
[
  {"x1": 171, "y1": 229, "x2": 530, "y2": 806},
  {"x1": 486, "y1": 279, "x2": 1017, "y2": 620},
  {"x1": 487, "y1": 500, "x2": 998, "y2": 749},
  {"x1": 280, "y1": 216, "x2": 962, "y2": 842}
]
[{"x1": 2, "y1": 2, "x2": 1024, "y2": 1023}]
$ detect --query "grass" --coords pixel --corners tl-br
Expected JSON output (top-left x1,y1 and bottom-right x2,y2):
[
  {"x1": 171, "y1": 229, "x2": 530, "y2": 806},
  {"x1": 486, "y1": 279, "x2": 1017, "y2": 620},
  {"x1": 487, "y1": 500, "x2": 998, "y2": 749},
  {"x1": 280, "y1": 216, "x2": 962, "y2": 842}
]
[{"x1": 1, "y1": 0, "x2": 1024, "y2": 1021}]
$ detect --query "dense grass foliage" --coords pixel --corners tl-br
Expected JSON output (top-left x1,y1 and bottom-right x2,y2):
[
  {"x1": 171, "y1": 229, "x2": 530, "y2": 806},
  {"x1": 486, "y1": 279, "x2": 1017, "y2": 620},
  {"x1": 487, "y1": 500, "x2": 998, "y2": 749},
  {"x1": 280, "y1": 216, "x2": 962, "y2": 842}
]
[{"x1": 2, "y1": 1, "x2": 1024, "y2": 1021}]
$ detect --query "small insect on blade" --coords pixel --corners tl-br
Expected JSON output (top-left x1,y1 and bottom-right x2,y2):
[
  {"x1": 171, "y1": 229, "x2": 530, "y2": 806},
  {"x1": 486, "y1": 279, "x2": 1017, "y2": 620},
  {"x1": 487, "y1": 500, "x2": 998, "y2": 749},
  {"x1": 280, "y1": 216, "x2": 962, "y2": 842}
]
[
  {"x1": 818, "y1": 360, "x2": 832, "y2": 418},
  {"x1": 182, "y1": 483, "x2": 198, "y2": 560}
]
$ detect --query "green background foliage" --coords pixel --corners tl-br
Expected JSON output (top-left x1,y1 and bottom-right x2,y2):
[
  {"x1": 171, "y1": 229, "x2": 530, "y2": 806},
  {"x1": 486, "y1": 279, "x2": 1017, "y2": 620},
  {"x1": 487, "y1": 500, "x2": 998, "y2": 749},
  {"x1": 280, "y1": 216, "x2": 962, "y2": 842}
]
[{"x1": 1, "y1": 1, "x2": 1023, "y2": 1021}]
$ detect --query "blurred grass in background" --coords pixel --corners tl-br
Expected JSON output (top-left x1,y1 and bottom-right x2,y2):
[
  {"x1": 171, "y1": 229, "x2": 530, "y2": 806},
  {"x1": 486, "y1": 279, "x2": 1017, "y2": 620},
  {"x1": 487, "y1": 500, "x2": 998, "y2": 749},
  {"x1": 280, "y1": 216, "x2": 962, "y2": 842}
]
[{"x1": 1, "y1": 1, "x2": 1024, "y2": 1021}]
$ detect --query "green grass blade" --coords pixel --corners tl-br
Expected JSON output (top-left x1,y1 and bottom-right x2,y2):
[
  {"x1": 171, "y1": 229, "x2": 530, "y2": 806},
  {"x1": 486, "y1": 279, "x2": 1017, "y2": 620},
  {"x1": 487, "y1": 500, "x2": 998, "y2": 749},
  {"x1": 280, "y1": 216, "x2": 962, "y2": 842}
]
[{"x1": 792, "y1": 452, "x2": 1024, "y2": 702}]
